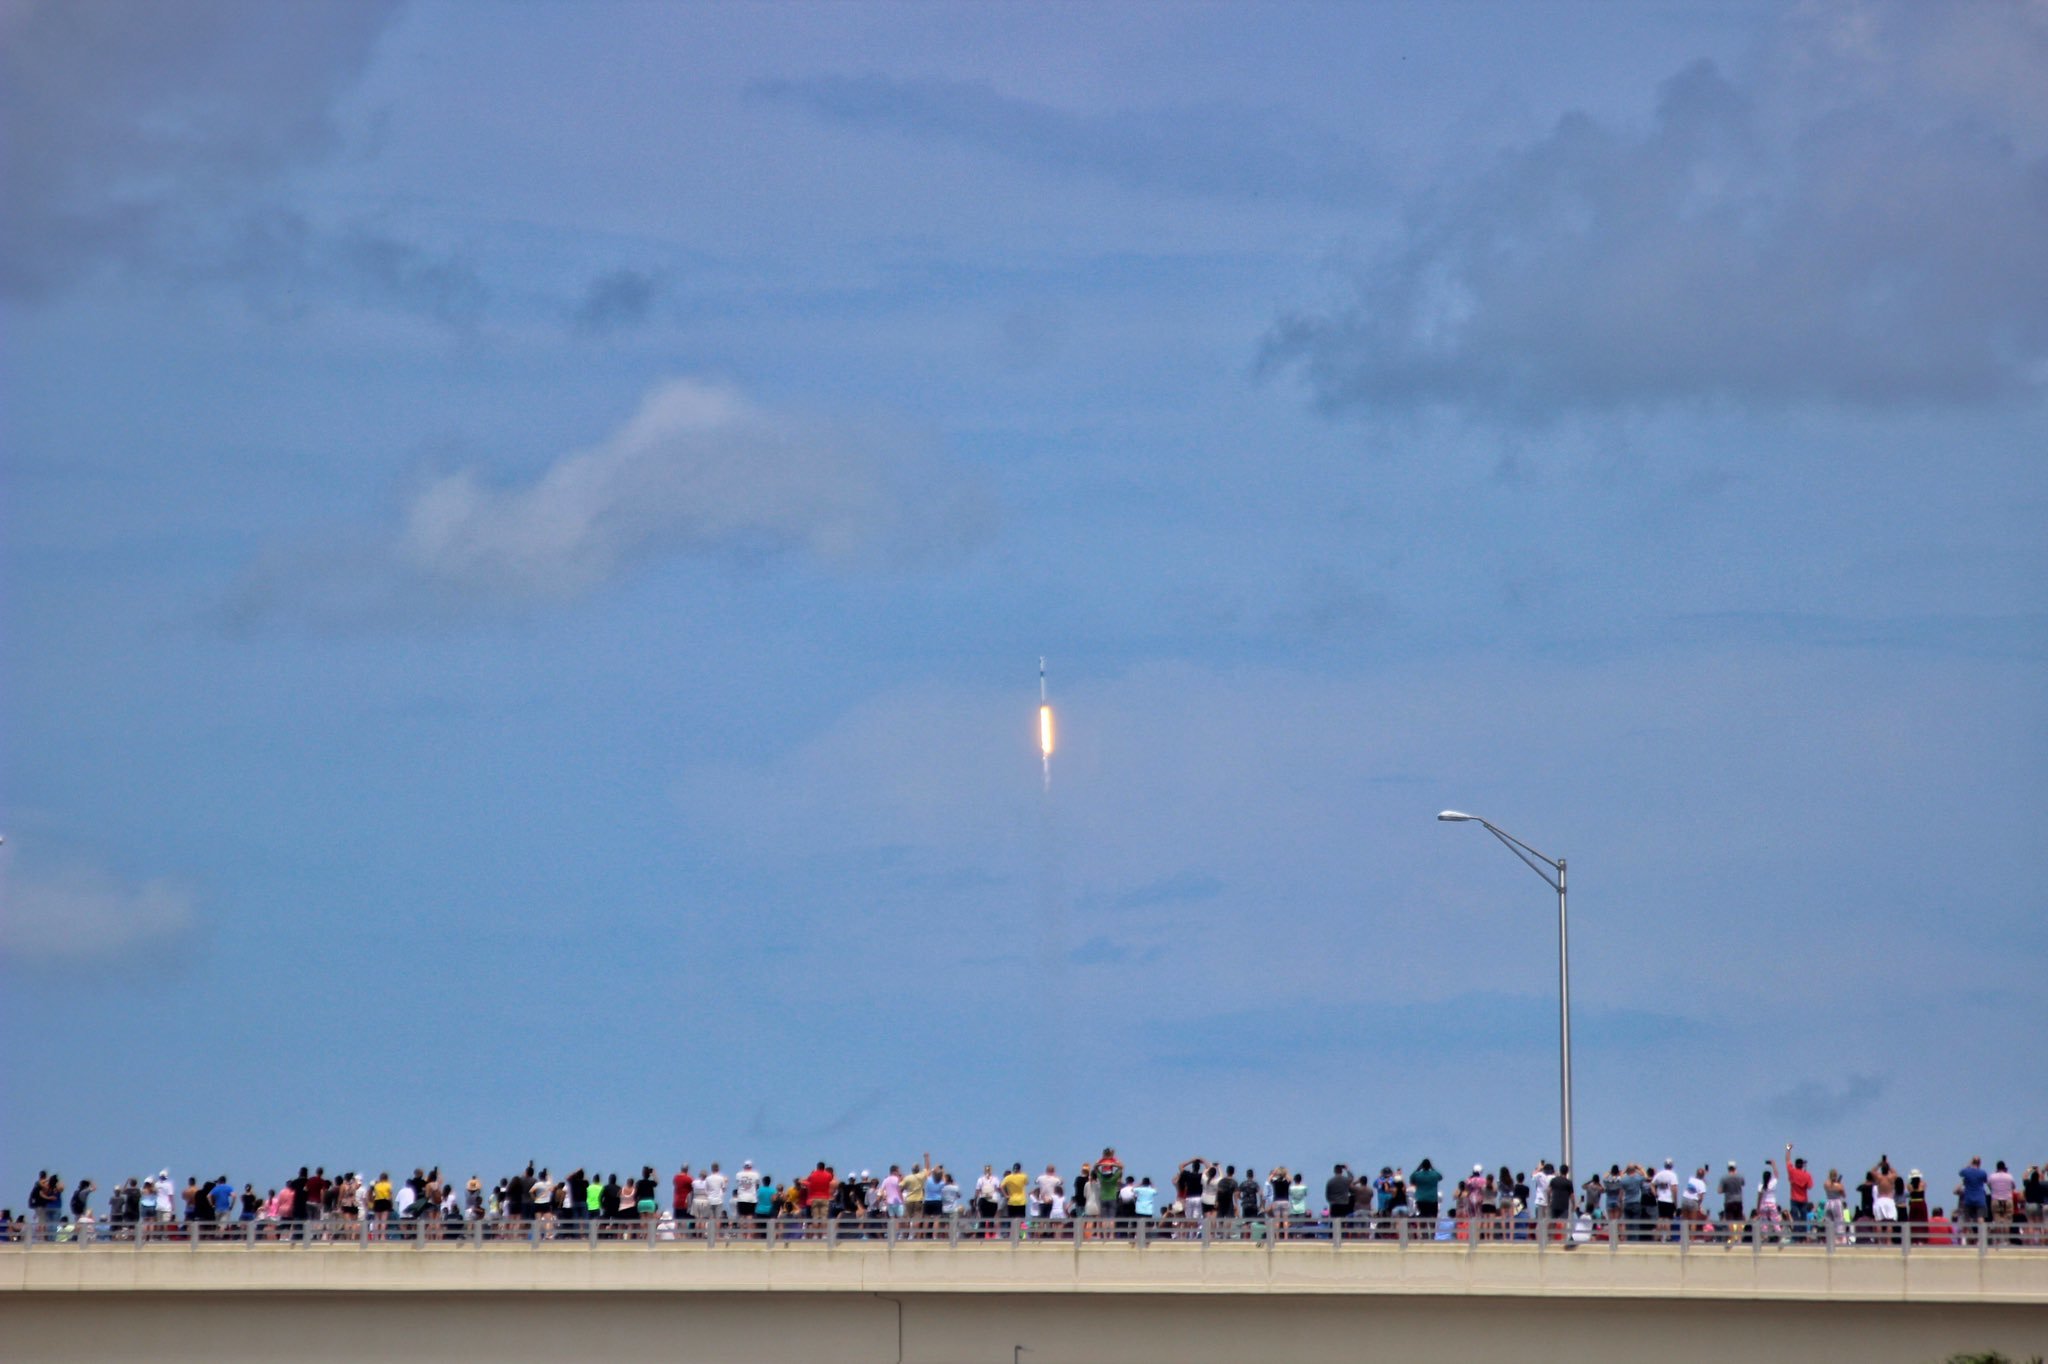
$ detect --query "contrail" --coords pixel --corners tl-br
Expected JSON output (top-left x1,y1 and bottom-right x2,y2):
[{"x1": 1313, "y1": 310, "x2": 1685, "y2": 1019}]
[{"x1": 1034, "y1": 655, "x2": 1070, "y2": 1153}]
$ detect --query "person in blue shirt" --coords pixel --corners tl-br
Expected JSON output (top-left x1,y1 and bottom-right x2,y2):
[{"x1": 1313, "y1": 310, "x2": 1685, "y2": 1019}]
[
  {"x1": 1133, "y1": 1179, "x2": 1157, "y2": 1218},
  {"x1": 1957, "y1": 1157, "x2": 1992, "y2": 1223}
]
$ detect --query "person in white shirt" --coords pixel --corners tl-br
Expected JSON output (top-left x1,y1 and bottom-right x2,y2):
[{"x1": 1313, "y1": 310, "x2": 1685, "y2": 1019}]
[
  {"x1": 733, "y1": 1163, "x2": 760, "y2": 1224},
  {"x1": 974, "y1": 1167, "x2": 1002, "y2": 1222},
  {"x1": 1032, "y1": 1165, "x2": 1060, "y2": 1216},
  {"x1": 1652, "y1": 1160, "x2": 1679, "y2": 1232},
  {"x1": 699, "y1": 1163, "x2": 728, "y2": 1222},
  {"x1": 1683, "y1": 1167, "x2": 1708, "y2": 1227}
]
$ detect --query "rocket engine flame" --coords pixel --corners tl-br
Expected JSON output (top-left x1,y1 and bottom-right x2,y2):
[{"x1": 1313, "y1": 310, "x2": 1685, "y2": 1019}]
[{"x1": 1038, "y1": 657, "x2": 1054, "y2": 789}]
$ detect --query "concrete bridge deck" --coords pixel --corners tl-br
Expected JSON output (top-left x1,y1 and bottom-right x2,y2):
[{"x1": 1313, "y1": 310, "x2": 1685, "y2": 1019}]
[{"x1": 5, "y1": 1243, "x2": 2045, "y2": 1362}]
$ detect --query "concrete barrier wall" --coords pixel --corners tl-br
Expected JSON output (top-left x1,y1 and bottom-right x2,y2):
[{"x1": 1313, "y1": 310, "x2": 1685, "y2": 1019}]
[{"x1": 5, "y1": 1246, "x2": 2044, "y2": 1364}]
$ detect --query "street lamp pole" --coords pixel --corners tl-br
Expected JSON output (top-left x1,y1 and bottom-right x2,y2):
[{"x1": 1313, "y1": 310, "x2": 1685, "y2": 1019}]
[{"x1": 1438, "y1": 811, "x2": 1573, "y2": 1177}]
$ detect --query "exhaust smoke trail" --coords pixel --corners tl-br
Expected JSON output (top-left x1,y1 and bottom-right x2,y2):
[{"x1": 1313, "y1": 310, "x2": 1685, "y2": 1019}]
[{"x1": 1033, "y1": 655, "x2": 1070, "y2": 1153}]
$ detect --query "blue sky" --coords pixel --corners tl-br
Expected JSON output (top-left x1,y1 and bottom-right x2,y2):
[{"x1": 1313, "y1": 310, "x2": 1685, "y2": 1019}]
[{"x1": 4, "y1": 0, "x2": 2044, "y2": 1202}]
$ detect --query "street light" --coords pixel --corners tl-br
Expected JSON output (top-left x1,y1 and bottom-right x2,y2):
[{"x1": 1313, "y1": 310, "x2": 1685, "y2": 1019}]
[{"x1": 1438, "y1": 811, "x2": 1574, "y2": 1176}]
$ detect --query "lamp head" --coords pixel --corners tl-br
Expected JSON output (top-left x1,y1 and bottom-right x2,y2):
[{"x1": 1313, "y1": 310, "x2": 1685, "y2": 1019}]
[{"x1": 1437, "y1": 811, "x2": 1476, "y2": 822}]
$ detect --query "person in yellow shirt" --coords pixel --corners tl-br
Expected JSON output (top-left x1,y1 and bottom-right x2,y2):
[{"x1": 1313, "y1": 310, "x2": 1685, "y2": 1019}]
[{"x1": 1001, "y1": 1163, "x2": 1029, "y2": 1221}]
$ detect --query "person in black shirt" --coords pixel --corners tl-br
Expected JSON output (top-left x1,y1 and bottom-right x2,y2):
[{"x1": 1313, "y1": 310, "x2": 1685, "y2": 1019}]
[
  {"x1": 1215, "y1": 1167, "x2": 1238, "y2": 1219},
  {"x1": 1326, "y1": 1165, "x2": 1354, "y2": 1223}
]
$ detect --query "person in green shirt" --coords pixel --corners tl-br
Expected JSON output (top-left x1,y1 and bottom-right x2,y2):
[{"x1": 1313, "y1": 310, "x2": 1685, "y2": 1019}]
[
  {"x1": 1094, "y1": 1148, "x2": 1124, "y2": 1225},
  {"x1": 1411, "y1": 1159, "x2": 1444, "y2": 1219}
]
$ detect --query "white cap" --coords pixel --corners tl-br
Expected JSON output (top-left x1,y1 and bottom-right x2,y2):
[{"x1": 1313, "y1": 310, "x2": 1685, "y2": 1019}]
[{"x1": 1474, "y1": 1164, "x2": 1483, "y2": 1173}]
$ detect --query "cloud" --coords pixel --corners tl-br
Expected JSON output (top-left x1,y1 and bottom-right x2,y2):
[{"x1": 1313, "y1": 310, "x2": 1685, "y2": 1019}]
[
  {"x1": 1764, "y1": 1072, "x2": 1887, "y2": 1126},
  {"x1": 0, "y1": 857, "x2": 196, "y2": 966},
  {"x1": 213, "y1": 211, "x2": 488, "y2": 325},
  {"x1": 1110, "y1": 871, "x2": 1225, "y2": 912},
  {"x1": 1264, "y1": 4, "x2": 2048, "y2": 415},
  {"x1": 746, "y1": 1087, "x2": 887, "y2": 1143},
  {"x1": 0, "y1": 0, "x2": 405, "y2": 300},
  {"x1": 751, "y1": 72, "x2": 1377, "y2": 204},
  {"x1": 230, "y1": 376, "x2": 993, "y2": 624},
  {"x1": 571, "y1": 268, "x2": 663, "y2": 334}
]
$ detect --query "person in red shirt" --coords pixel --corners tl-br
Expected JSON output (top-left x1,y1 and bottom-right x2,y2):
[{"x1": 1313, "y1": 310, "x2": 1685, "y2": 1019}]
[
  {"x1": 1784, "y1": 1144, "x2": 1814, "y2": 1241},
  {"x1": 805, "y1": 1163, "x2": 835, "y2": 1222},
  {"x1": 672, "y1": 1165, "x2": 694, "y2": 1221}
]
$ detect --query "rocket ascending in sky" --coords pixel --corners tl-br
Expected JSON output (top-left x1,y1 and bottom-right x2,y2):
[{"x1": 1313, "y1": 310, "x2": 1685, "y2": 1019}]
[{"x1": 1039, "y1": 657, "x2": 1055, "y2": 789}]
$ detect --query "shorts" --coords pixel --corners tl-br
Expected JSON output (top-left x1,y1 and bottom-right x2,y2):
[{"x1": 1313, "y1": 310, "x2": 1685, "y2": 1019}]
[
  {"x1": 923, "y1": 1200, "x2": 944, "y2": 1217},
  {"x1": 637, "y1": 1199, "x2": 657, "y2": 1214},
  {"x1": 1005, "y1": 1204, "x2": 1024, "y2": 1218},
  {"x1": 1656, "y1": 1201, "x2": 1676, "y2": 1218}
]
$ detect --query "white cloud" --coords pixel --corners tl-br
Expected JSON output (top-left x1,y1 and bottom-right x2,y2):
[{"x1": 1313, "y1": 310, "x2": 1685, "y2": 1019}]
[
  {"x1": 231, "y1": 376, "x2": 993, "y2": 624},
  {"x1": 0, "y1": 857, "x2": 196, "y2": 965}
]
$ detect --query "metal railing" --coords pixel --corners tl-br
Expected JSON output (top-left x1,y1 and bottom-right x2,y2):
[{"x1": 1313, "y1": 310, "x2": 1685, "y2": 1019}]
[{"x1": 9, "y1": 1210, "x2": 2046, "y2": 1255}]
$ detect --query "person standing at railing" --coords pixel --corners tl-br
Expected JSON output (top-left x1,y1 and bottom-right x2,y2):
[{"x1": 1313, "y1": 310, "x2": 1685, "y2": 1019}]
[
  {"x1": 1957, "y1": 1156, "x2": 1991, "y2": 1227},
  {"x1": 633, "y1": 1167, "x2": 659, "y2": 1228},
  {"x1": 1135, "y1": 1177, "x2": 1158, "y2": 1221},
  {"x1": 917, "y1": 1155, "x2": 945, "y2": 1230},
  {"x1": 1874, "y1": 1160, "x2": 1904, "y2": 1243},
  {"x1": 701, "y1": 1163, "x2": 729, "y2": 1227},
  {"x1": 1718, "y1": 1161, "x2": 1744, "y2": 1232},
  {"x1": 1986, "y1": 1160, "x2": 2017, "y2": 1237},
  {"x1": 1031, "y1": 1164, "x2": 1060, "y2": 1220},
  {"x1": 1651, "y1": 1161, "x2": 1677, "y2": 1236},
  {"x1": 1214, "y1": 1166, "x2": 1238, "y2": 1222},
  {"x1": 1754, "y1": 1162, "x2": 1783, "y2": 1241},
  {"x1": 1822, "y1": 1169, "x2": 1846, "y2": 1244},
  {"x1": 805, "y1": 1162, "x2": 836, "y2": 1223},
  {"x1": 1239, "y1": 1165, "x2": 1262, "y2": 1234},
  {"x1": 1174, "y1": 1160, "x2": 1204, "y2": 1230},
  {"x1": 1324, "y1": 1164, "x2": 1353, "y2": 1227},
  {"x1": 671, "y1": 1164, "x2": 693, "y2": 1229},
  {"x1": 1093, "y1": 1148, "x2": 1123, "y2": 1223},
  {"x1": 733, "y1": 1162, "x2": 760, "y2": 1228},
  {"x1": 1783, "y1": 1148, "x2": 1813, "y2": 1240},
  {"x1": 973, "y1": 1165, "x2": 1000, "y2": 1227}
]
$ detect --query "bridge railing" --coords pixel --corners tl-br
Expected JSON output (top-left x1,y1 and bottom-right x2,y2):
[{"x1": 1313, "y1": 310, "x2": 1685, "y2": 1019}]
[{"x1": 9, "y1": 1209, "x2": 2046, "y2": 1255}]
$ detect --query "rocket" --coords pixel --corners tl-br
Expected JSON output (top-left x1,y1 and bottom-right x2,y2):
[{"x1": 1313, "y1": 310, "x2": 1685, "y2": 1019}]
[{"x1": 1038, "y1": 657, "x2": 1055, "y2": 786}]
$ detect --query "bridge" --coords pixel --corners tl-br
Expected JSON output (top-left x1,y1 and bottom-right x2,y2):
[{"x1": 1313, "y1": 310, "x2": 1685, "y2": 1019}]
[{"x1": 5, "y1": 1240, "x2": 2045, "y2": 1362}]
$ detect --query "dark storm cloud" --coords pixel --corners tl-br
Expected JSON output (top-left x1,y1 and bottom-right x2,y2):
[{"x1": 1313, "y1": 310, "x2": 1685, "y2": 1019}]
[
  {"x1": 0, "y1": 0, "x2": 404, "y2": 300},
  {"x1": 1765, "y1": 1073, "x2": 1887, "y2": 1126},
  {"x1": 750, "y1": 72, "x2": 1377, "y2": 205},
  {"x1": 205, "y1": 210, "x2": 488, "y2": 324},
  {"x1": 1264, "y1": 16, "x2": 2048, "y2": 415},
  {"x1": 571, "y1": 268, "x2": 663, "y2": 334}
]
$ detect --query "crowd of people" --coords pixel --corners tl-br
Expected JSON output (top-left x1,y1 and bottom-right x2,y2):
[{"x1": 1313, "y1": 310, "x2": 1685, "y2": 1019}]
[{"x1": 12, "y1": 1144, "x2": 2046, "y2": 1248}]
